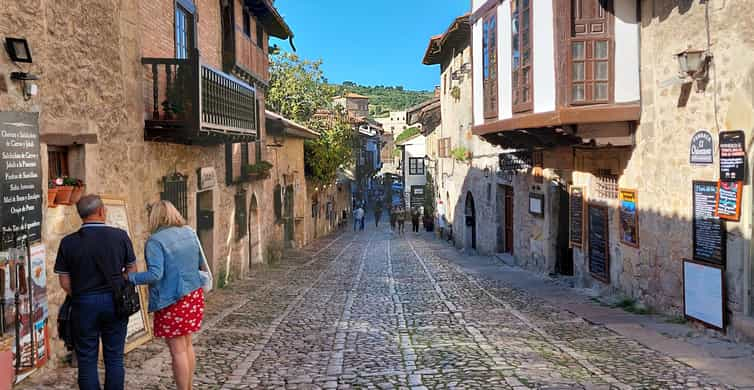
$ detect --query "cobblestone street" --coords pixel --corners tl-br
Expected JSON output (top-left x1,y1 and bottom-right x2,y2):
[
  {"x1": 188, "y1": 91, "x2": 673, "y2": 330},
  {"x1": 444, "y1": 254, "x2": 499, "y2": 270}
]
[{"x1": 24, "y1": 225, "x2": 738, "y2": 389}]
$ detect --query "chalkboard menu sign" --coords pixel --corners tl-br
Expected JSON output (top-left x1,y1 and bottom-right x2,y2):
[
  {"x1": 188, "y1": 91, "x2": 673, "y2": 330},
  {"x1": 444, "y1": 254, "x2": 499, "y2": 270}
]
[
  {"x1": 715, "y1": 180, "x2": 742, "y2": 221},
  {"x1": 693, "y1": 181, "x2": 725, "y2": 265},
  {"x1": 719, "y1": 131, "x2": 746, "y2": 181},
  {"x1": 0, "y1": 112, "x2": 42, "y2": 244},
  {"x1": 569, "y1": 187, "x2": 584, "y2": 247},
  {"x1": 588, "y1": 204, "x2": 610, "y2": 283}
]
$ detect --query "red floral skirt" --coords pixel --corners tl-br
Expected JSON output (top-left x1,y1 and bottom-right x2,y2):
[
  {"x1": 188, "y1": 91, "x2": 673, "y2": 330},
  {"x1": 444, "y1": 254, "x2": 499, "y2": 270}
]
[{"x1": 154, "y1": 288, "x2": 205, "y2": 338}]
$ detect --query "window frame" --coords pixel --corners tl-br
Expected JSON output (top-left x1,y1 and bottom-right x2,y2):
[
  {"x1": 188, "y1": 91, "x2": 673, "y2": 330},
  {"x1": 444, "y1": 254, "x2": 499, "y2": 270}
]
[
  {"x1": 242, "y1": 8, "x2": 251, "y2": 37},
  {"x1": 567, "y1": 0, "x2": 614, "y2": 106},
  {"x1": 47, "y1": 146, "x2": 69, "y2": 179},
  {"x1": 482, "y1": 9, "x2": 499, "y2": 120},
  {"x1": 174, "y1": 0, "x2": 196, "y2": 59},
  {"x1": 511, "y1": 0, "x2": 533, "y2": 113},
  {"x1": 256, "y1": 19, "x2": 265, "y2": 48},
  {"x1": 408, "y1": 157, "x2": 425, "y2": 176}
]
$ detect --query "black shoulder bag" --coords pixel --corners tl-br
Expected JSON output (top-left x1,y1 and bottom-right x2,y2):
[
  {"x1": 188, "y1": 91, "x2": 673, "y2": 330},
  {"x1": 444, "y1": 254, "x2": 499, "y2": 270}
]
[
  {"x1": 57, "y1": 295, "x2": 75, "y2": 351},
  {"x1": 93, "y1": 256, "x2": 141, "y2": 320}
]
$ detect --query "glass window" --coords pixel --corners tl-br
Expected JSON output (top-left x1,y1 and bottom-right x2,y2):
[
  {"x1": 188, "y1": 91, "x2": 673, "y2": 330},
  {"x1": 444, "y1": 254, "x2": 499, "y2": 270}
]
[
  {"x1": 175, "y1": 4, "x2": 193, "y2": 59},
  {"x1": 408, "y1": 158, "x2": 425, "y2": 176}
]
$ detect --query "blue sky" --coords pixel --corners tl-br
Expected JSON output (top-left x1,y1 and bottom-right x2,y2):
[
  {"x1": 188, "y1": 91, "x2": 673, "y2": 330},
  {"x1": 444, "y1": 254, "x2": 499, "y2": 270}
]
[{"x1": 271, "y1": 1, "x2": 471, "y2": 92}]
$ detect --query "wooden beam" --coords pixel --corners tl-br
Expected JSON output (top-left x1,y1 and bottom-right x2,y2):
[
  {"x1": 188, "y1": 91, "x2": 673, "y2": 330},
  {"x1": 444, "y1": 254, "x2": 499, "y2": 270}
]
[{"x1": 471, "y1": 0, "x2": 499, "y2": 23}]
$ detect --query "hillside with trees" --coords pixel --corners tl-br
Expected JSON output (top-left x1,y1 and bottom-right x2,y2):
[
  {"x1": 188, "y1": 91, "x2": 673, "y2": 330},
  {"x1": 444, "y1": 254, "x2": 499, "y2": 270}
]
[{"x1": 333, "y1": 81, "x2": 434, "y2": 118}]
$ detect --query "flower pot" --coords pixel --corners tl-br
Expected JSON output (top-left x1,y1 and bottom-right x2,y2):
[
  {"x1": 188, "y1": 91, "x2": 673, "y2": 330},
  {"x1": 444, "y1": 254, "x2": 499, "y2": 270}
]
[
  {"x1": 69, "y1": 185, "x2": 86, "y2": 205},
  {"x1": 55, "y1": 186, "x2": 74, "y2": 205},
  {"x1": 47, "y1": 188, "x2": 58, "y2": 208}
]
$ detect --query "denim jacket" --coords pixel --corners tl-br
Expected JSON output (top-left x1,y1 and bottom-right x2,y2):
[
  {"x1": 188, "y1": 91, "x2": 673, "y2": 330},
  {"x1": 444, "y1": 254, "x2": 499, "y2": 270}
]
[{"x1": 129, "y1": 226, "x2": 203, "y2": 312}]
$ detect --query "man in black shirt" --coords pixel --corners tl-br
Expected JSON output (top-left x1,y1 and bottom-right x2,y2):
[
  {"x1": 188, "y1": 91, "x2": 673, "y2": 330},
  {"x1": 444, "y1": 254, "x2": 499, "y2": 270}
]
[{"x1": 54, "y1": 195, "x2": 137, "y2": 390}]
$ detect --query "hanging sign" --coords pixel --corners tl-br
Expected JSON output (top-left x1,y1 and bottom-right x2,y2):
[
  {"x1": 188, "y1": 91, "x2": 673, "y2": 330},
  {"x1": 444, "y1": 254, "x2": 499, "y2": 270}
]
[
  {"x1": 197, "y1": 167, "x2": 217, "y2": 190},
  {"x1": 0, "y1": 112, "x2": 43, "y2": 244},
  {"x1": 690, "y1": 130, "x2": 713, "y2": 165},
  {"x1": 719, "y1": 130, "x2": 746, "y2": 181},
  {"x1": 618, "y1": 189, "x2": 639, "y2": 247},
  {"x1": 588, "y1": 204, "x2": 610, "y2": 283},
  {"x1": 693, "y1": 181, "x2": 725, "y2": 265},
  {"x1": 715, "y1": 181, "x2": 742, "y2": 221},
  {"x1": 683, "y1": 259, "x2": 725, "y2": 330},
  {"x1": 569, "y1": 187, "x2": 584, "y2": 247}
]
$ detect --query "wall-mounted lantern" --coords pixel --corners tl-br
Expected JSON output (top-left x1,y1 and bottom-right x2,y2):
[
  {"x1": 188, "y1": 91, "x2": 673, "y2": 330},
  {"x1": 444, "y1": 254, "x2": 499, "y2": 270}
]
[
  {"x1": 4, "y1": 37, "x2": 39, "y2": 100},
  {"x1": 675, "y1": 47, "x2": 712, "y2": 82}
]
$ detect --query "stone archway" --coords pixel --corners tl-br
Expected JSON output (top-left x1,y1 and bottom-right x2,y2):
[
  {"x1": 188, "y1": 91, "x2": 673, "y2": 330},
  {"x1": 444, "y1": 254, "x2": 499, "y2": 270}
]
[
  {"x1": 465, "y1": 191, "x2": 477, "y2": 250},
  {"x1": 248, "y1": 193, "x2": 262, "y2": 268}
]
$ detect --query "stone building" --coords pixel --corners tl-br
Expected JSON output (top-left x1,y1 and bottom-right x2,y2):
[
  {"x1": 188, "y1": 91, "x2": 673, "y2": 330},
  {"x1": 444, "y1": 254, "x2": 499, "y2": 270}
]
[
  {"x1": 396, "y1": 133, "x2": 427, "y2": 209},
  {"x1": 0, "y1": 0, "x2": 294, "y2": 379},
  {"x1": 333, "y1": 93, "x2": 370, "y2": 119}
]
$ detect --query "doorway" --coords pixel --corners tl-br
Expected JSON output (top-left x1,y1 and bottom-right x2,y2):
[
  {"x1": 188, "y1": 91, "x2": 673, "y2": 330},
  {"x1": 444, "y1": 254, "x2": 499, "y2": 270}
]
[
  {"x1": 283, "y1": 185, "x2": 294, "y2": 247},
  {"x1": 248, "y1": 194, "x2": 261, "y2": 268},
  {"x1": 196, "y1": 190, "x2": 214, "y2": 273},
  {"x1": 555, "y1": 183, "x2": 574, "y2": 275},
  {"x1": 496, "y1": 185, "x2": 514, "y2": 254},
  {"x1": 465, "y1": 192, "x2": 477, "y2": 250}
]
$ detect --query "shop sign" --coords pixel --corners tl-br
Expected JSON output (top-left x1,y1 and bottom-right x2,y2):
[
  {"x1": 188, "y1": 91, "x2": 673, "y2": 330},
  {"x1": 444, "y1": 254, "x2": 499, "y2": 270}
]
[
  {"x1": 0, "y1": 112, "x2": 42, "y2": 244},
  {"x1": 198, "y1": 167, "x2": 217, "y2": 190},
  {"x1": 719, "y1": 130, "x2": 746, "y2": 181},
  {"x1": 618, "y1": 189, "x2": 639, "y2": 248},
  {"x1": 715, "y1": 180, "x2": 742, "y2": 221},
  {"x1": 693, "y1": 181, "x2": 725, "y2": 265},
  {"x1": 569, "y1": 187, "x2": 584, "y2": 247},
  {"x1": 689, "y1": 130, "x2": 713, "y2": 165},
  {"x1": 588, "y1": 203, "x2": 610, "y2": 283}
]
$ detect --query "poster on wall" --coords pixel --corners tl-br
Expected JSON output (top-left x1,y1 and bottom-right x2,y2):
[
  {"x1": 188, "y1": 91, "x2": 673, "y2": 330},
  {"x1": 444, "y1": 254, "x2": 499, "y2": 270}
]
[
  {"x1": 689, "y1": 130, "x2": 714, "y2": 165},
  {"x1": 528, "y1": 193, "x2": 544, "y2": 217},
  {"x1": 100, "y1": 196, "x2": 152, "y2": 353},
  {"x1": 29, "y1": 244, "x2": 48, "y2": 368},
  {"x1": 715, "y1": 181, "x2": 742, "y2": 221},
  {"x1": 719, "y1": 130, "x2": 746, "y2": 181},
  {"x1": 692, "y1": 181, "x2": 725, "y2": 265},
  {"x1": 683, "y1": 259, "x2": 725, "y2": 330},
  {"x1": 0, "y1": 112, "x2": 43, "y2": 245},
  {"x1": 618, "y1": 189, "x2": 639, "y2": 247},
  {"x1": 569, "y1": 187, "x2": 584, "y2": 247},
  {"x1": 588, "y1": 204, "x2": 610, "y2": 283}
]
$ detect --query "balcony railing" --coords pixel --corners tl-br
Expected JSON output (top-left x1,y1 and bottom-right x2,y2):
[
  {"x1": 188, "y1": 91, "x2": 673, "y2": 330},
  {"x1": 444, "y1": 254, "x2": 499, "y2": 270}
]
[{"x1": 142, "y1": 48, "x2": 258, "y2": 145}]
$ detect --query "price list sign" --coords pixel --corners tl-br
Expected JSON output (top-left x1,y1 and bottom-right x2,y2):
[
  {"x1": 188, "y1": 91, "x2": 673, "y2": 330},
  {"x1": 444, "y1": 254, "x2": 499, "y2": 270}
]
[
  {"x1": 693, "y1": 181, "x2": 725, "y2": 265},
  {"x1": 719, "y1": 131, "x2": 746, "y2": 181},
  {"x1": 0, "y1": 112, "x2": 42, "y2": 243},
  {"x1": 588, "y1": 204, "x2": 610, "y2": 283}
]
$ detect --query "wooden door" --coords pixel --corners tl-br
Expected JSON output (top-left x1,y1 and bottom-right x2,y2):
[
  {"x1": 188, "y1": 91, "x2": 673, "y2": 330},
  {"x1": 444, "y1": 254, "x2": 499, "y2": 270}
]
[{"x1": 504, "y1": 186, "x2": 514, "y2": 254}]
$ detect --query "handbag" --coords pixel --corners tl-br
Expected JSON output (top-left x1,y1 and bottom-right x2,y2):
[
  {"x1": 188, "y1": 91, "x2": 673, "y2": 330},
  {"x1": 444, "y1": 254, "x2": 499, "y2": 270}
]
[
  {"x1": 193, "y1": 229, "x2": 213, "y2": 294},
  {"x1": 57, "y1": 295, "x2": 75, "y2": 351},
  {"x1": 93, "y1": 255, "x2": 141, "y2": 319}
]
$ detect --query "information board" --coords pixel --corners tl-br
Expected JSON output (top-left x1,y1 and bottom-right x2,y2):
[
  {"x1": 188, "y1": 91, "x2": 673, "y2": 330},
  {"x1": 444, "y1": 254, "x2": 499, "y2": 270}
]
[
  {"x1": 0, "y1": 112, "x2": 42, "y2": 244},
  {"x1": 693, "y1": 181, "x2": 725, "y2": 265},
  {"x1": 100, "y1": 196, "x2": 152, "y2": 353},
  {"x1": 715, "y1": 181, "x2": 742, "y2": 221},
  {"x1": 683, "y1": 259, "x2": 725, "y2": 330},
  {"x1": 588, "y1": 204, "x2": 610, "y2": 283},
  {"x1": 719, "y1": 130, "x2": 746, "y2": 181},
  {"x1": 528, "y1": 193, "x2": 544, "y2": 217},
  {"x1": 619, "y1": 189, "x2": 639, "y2": 247},
  {"x1": 569, "y1": 187, "x2": 584, "y2": 247}
]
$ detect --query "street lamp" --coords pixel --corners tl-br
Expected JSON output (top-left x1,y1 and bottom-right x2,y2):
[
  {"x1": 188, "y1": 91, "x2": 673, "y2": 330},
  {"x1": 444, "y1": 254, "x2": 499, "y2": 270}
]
[{"x1": 675, "y1": 47, "x2": 712, "y2": 80}]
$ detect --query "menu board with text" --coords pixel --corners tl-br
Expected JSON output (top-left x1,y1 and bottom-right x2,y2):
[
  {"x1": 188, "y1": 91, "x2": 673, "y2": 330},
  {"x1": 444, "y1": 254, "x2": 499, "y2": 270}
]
[
  {"x1": 588, "y1": 204, "x2": 610, "y2": 283},
  {"x1": 0, "y1": 112, "x2": 42, "y2": 244},
  {"x1": 693, "y1": 181, "x2": 725, "y2": 265},
  {"x1": 719, "y1": 131, "x2": 746, "y2": 181},
  {"x1": 569, "y1": 187, "x2": 584, "y2": 247},
  {"x1": 715, "y1": 181, "x2": 742, "y2": 221}
]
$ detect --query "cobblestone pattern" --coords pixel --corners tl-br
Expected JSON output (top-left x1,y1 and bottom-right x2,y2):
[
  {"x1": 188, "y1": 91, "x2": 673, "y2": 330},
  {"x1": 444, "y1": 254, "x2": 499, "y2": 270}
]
[{"x1": 20, "y1": 230, "x2": 734, "y2": 389}]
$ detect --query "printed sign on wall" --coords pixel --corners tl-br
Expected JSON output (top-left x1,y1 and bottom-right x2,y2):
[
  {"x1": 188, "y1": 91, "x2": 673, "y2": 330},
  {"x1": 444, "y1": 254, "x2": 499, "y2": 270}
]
[
  {"x1": 715, "y1": 181, "x2": 742, "y2": 221},
  {"x1": 618, "y1": 189, "x2": 639, "y2": 248},
  {"x1": 690, "y1": 130, "x2": 714, "y2": 165},
  {"x1": 719, "y1": 130, "x2": 746, "y2": 181},
  {"x1": 693, "y1": 181, "x2": 725, "y2": 265}
]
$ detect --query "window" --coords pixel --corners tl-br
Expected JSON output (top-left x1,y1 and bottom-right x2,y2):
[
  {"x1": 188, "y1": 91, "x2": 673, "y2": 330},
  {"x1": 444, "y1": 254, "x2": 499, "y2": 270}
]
[
  {"x1": 408, "y1": 158, "x2": 425, "y2": 175},
  {"x1": 225, "y1": 143, "x2": 250, "y2": 184},
  {"x1": 570, "y1": 0, "x2": 612, "y2": 104},
  {"x1": 174, "y1": 2, "x2": 195, "y2": 59},
  {"x1": 482, "y1": 10, "x2": 498, "y2": 119},
  {"x1": 235, "y1": 190, "x2": 247, "y2": 240},
  {"x1": 161, "y1": 172, "x2": 188, "y2": 218},
  {"x1": 512, "y1": 0, "x2": 532, "y2": 112},
  {"x1": 48, "y1": 146, "x2": 69, "y2": 179},
  {"x1": 242, "y1": 8, "x2": 251, "y2": 36},
  {"x1": 256, "y1": 19, "x2": 265, "y2": 47},
  {"x1": 594, "y1": 169, "x2": 618, "y2": 199},
  {"x1": 438, "y1": 138, "x2": 451, "y2": 158}
]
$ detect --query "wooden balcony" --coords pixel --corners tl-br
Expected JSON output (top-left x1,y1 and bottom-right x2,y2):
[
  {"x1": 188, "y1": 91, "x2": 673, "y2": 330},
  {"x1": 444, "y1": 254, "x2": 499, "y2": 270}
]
[{"x1": 142, "y1": 48, "x2": 258, "y2": 145}]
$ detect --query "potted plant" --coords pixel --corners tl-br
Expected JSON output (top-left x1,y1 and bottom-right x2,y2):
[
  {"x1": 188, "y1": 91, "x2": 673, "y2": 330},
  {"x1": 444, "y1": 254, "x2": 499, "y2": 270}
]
[
  {"x1": 243, "y1": 160, "x2": 273, "y2": 180},
  {"x1": 47, "y1": 181, "x2": 58, "y2": 208},
  {"x1": 68, "y1": 178, "x2": 86, "y2": 205},
  {"x1": 54, "y1": 177, "x2": 74, "y2": 205},
  {"x1": 451, "y1": 146, "x2": 472, "y2": 163}
]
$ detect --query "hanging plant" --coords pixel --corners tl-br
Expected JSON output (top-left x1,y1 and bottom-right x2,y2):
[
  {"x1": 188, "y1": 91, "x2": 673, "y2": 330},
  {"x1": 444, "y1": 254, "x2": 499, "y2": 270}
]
[
  {"x1": 450, "y1": 86, "x2": 461, "y2": 101},
  {"x1": 451, "y1": 146, "x2": 472, "y2": 162},
  {"x1": 243, "y1": 160, "x2": 273, "y2": 180}
]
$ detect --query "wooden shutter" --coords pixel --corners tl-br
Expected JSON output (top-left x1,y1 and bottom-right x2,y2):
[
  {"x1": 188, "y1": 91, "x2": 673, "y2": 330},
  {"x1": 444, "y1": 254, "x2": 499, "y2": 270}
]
[
  {"x1": 512, "y1": 0, "x2": 533, "y2": 112},
  {"x1": 569, "y1": 0, "x2": 613, "y2": 104},
  {"x1": 483, "y1": 11, "x2": 499, "y2": 119}
]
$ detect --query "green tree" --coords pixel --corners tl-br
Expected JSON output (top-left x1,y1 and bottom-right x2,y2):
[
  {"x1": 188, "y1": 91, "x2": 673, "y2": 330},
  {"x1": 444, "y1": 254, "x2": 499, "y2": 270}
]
[{"x1": 267, "y1": 53, "x2": 354, "y2": 184}]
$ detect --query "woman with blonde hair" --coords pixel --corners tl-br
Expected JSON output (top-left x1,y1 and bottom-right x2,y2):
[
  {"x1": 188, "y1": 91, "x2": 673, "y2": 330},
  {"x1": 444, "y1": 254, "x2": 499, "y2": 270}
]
[{"x1": 128, "y1": 200, "x2": 208, "y2": 390}]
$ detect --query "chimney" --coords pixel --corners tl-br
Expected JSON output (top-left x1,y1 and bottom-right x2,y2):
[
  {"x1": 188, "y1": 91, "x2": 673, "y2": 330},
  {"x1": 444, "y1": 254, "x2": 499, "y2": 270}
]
[{"x1": 434, "y1": 85, "x2": 441, "y2": 97}]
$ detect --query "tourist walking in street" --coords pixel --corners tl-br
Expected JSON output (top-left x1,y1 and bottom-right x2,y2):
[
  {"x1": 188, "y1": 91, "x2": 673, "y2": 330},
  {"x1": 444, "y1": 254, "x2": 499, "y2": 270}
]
[
  {"x1": 54, "y1": 194, "x2": 137, "y2": 390},
  {"x1": 411, "y1": 206, "x2": 421, "y2": 233},
  {"x1": 396, "y1": 206, "x2": 406, "y2": 234},
  {"x1": 128, "y1": 201, "x2": 207, "y2": 390},
  {"x1": 389, "y1": 205, "x2": 397, "y2": 231},
  {"x1": 354, "y1": 206, "x2": 365, "y2": 232},
  {"x1": 374, "y1": 201, "x2": 383, "y2": 228},
  {"x1": 437, "y1": 200, "x2": 446, "y2": 239}
]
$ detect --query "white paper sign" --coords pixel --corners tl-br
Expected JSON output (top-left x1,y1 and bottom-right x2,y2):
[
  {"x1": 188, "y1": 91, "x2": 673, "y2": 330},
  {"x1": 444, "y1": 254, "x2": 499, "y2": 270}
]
[{"x1": 683, "y1": 260, "x2": 724, "y2": 329}]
